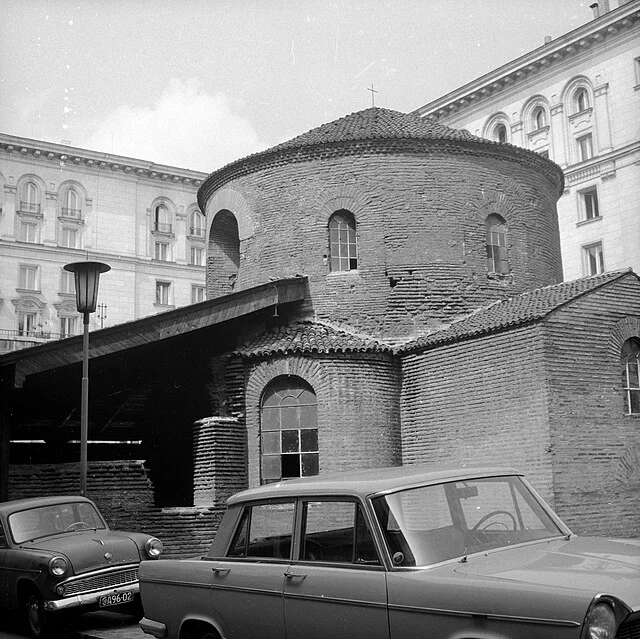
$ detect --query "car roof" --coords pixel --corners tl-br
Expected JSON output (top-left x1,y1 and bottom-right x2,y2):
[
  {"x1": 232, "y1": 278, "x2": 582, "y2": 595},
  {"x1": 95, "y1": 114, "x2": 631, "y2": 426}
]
[
  {"x1": 228, "y1": 464, "x2": 522, "y2": 505},
  {"x1": 0, "y1": 495, "x2": 94, "y2": 516}
]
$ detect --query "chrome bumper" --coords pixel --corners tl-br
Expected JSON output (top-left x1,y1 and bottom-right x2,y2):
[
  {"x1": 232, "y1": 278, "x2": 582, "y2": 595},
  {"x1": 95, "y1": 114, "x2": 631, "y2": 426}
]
[
  {"x1": 139, "y1": 617, "x2": 167, "y2": 638},
  {"x1": 44, "y1": 582, "x2": 140, "y2": 611}
]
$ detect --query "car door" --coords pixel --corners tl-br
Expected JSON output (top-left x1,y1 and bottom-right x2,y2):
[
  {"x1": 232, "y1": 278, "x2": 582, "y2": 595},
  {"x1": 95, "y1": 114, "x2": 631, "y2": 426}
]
[
  {"x1": 283, "y1": 499, "x2": 389, "y2": 639},
  {"x1": 209, "y1": 501, "x2": 295, "y2": 639}
]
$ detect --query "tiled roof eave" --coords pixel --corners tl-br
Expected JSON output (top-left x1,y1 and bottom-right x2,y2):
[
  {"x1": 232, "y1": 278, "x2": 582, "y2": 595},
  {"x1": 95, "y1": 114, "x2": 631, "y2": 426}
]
[
  {"x1": 198, "y1": 135, "x2": 563, "y2": 210},
  {"x1": 397, "y1": 316, "x2": 544, "y2": 355}
]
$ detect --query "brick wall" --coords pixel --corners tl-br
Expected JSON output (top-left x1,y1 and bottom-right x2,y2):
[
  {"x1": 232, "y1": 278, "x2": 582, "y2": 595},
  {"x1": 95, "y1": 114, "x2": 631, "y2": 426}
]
[
  {"x1": 543, "y1": 275, "x2": 640, "y2": 538},
  {"x1": 204, "y1": 145, "x2": 562, "y2": 341},
  {"x1": 8, "y1": 461, "x2": 223, "y2": 558},
  {"x1": 193, "y1": 417, "x2": 247, "y2": 508},
  {"x1": 243, "y1": 353, "x2": 402, "y2": 488},
  {"x1": 400, "y1": 324, "x2": 555, "y2": 504}
]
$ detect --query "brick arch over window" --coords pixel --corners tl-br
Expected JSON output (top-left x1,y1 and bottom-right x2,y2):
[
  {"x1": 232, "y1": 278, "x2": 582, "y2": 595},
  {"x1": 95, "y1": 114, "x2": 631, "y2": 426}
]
[
  {"x1": 245, "y1": 356, "x2": 330, "y2": 488},
  {"x1": 208, "y1": 209, "x2": 240, "y2": 297},
  {"x1": 260, "y1": 376, "x2": 318, "y2": 484}
]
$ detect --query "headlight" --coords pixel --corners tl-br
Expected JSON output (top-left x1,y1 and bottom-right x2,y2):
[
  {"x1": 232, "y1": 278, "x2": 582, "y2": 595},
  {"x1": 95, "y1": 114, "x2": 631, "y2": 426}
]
[
  {"x1": 48, "y1": 556, "x2": 69, "y2": 577},
  {"x1": 145, "y1": 537, "x2": 163, "y2": 558},
  {"x1": 583, "y1": 602, "x2": 617, "y2": 639}
]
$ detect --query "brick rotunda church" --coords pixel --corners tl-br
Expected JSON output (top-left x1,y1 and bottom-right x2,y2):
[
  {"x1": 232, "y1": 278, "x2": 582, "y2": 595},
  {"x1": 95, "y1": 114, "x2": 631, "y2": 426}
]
[
  {"x1": 198, "y1": 107, "x2": 639, "y2": 538},
  {"x1": 4, "y1": 107, "x2": 639, "y2": 550}
]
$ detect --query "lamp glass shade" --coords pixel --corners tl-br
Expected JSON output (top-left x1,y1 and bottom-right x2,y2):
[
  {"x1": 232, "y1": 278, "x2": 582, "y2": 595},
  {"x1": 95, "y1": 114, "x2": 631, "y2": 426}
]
[{"x1": 64, "y1": 261, "x2": 111, "y2": 313}]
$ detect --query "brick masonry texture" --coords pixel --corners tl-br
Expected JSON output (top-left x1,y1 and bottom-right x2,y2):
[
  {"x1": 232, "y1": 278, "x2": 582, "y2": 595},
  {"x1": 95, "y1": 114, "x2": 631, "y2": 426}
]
[
  {"x1": 204, "y1": 146, "x2": 563, "y2": 340},
  {"x1": 8, "y1": 461, "x2": 223, "y2": 558},
  {"x1": 243, "y1": 353, "x2": 401, "y2": 488}
]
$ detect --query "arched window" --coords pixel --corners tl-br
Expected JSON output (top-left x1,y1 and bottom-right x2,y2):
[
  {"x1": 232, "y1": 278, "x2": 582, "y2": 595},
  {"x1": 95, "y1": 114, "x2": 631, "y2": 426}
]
[
  {"x1": 574, "y1": 88, "x2": 589, "y2": 113},
  {"x1": 495, "y1": 123, "x2": 508, "y2": 144},
  {"x1": 621, "y1": 338, "x2": 640, "y2": 415},
  {"x1": 486, "y1": 214, "x2": 509, "y2": 275},
  {"x1": 22, "y1": 181, "x2": 40, "y2": 214},
  {"x1": 260, "y1": 377, "x2": 318, "y2": 484},
  {"x1": 209, "y1": 209, "x2": 240, "y2": 297},
  {"x1": 62, "y1": 188, "x2": 81, "y2": 218},
  {"x1": 154, "y1": 204, "x2": 171, "y2": 233},
  {"x1": 329, "y1": 210, "x2": 357, "y2": 271},
  {"x1": 532, "y1": 106, "x2": 547, "y2": 131},
  {"x1": 189, "y1": 209, "x2": 205, "y2": 237}
]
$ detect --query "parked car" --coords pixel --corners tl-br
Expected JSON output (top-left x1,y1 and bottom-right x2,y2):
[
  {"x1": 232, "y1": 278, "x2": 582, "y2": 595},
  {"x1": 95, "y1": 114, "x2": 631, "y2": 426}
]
[
  {"x1": 0, "y1": 495, "x2": 163, "y2": 638},
  {"x1": 139, "y1": 464, "x2": 639, "y2": 639}
]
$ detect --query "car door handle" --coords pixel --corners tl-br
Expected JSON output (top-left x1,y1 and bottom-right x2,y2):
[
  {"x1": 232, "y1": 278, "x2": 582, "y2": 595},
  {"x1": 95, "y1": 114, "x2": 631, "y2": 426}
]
[
  {"x1": 211, "y1": 565, "x2": 230, "y2": 575},
  {"x1": 284, "y1": 571, "x2": 306, "y2": 580}
]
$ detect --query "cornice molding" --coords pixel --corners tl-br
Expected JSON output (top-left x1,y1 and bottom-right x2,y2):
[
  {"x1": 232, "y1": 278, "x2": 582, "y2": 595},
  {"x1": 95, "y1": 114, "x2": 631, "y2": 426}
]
[
  {"x1": 0, "y1": 133, "x2": 207, "y2": 188},
  {"x1": 413, "y1": 2, "x2": 640, "y2": 120}
]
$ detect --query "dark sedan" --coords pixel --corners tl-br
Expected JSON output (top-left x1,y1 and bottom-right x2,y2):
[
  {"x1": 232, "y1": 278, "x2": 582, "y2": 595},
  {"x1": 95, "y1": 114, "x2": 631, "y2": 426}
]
[{"x1": 0, "y1": 495, "x2": 162, "y2": 638}]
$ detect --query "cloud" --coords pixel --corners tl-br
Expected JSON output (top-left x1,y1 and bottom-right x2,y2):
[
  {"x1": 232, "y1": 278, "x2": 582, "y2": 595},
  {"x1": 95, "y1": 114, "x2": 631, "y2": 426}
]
[{"x1": 86, "y1": 79, "x2": 266, "y2": 172}]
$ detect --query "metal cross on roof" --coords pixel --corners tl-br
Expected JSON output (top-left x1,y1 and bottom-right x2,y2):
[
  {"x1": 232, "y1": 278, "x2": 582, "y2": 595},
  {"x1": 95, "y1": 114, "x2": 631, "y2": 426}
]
[{"x1": 368, "y1": 83, "x2": 378, "y2": 107}]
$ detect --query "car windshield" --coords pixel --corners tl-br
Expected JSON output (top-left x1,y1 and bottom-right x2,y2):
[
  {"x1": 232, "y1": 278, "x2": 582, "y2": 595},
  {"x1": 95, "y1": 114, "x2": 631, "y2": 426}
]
[
  {"x1": 9, "y1": 502, "x2": 106, "y2": 543},
  {"x1": 372, "y1": 475, "x2": 564, "y2": 567}
]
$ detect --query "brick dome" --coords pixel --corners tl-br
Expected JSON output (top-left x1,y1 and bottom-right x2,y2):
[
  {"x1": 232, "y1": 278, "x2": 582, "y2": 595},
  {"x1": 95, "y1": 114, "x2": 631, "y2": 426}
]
[{"x1": 199, "y1": 108, "x2": 565, "y2": 338}]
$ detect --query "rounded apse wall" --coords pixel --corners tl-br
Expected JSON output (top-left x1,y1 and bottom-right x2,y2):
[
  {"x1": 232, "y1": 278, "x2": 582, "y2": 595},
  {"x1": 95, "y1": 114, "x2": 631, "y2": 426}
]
[{"x1": 201, "y1": 122, "x2": 563, "y2": 339}]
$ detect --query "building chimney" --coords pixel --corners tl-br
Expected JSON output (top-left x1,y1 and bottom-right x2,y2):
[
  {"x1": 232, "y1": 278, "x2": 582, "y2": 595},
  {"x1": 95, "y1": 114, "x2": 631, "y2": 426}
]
[
  {"x1": 601, "y1": 0, "x2": 610, "y2": 11},
  {"x1": 590, "y1": 2, "x2": 600, "y2": 18},
  {"x1": 544, "y1": 35, "x2": 552, "y2": 45}
]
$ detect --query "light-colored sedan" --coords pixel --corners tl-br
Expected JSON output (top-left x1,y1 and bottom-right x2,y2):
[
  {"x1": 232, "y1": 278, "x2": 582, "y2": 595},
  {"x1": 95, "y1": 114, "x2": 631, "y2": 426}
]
[{"x1": 139, "y1": 465, "x2": 639, "y2": 639}]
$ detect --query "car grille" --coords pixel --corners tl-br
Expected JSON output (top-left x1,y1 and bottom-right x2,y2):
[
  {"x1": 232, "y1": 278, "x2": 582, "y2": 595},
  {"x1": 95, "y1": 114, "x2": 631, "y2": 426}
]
[
  {"x1": 618, "y1": 615, "x2": 640, "y2": 639},
  {"x1": 61, "y1": 566, "x2": 139, "y2": 597}
]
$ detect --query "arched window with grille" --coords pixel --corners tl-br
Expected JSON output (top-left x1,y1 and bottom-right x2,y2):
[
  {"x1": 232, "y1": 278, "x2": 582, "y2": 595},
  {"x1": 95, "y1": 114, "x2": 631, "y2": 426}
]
[
  {"x1": 622, "y1": 338, "x2": 640, "y2": 415},
  {"x1": 486, "y1": 214, "x2": 509, "y2": 275},
  {"x1": 260, "y1": 377, "x2": 318, "y2": 484},
  {"x1": 189, "y1": 209, "x2": 205, "y2": 237},
  {"x1": 329, "y1": 210, "x2": 357, "y2": 271}
]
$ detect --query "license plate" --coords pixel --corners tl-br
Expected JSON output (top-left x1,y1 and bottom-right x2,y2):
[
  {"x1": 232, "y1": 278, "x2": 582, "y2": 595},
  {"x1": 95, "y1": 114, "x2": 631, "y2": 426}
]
[{"x1": 98, "y1": 590, "x2": 134, "y2": 608}]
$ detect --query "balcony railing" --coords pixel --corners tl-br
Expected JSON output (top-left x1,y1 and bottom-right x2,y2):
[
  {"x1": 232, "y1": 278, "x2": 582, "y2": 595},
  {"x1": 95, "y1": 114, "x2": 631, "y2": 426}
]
[
  {"x1": 153, "y1": 222, "x2": 173, "y2": 234},
  {"x1": 61, "y1": 207, "x2": 82, "y2": 219},
  {"x1": 189, "y1": 226, "x2": 206, "y2": 237},
  {"x1": 18, "y1": 202, "x2": 41, "y2": 215}
]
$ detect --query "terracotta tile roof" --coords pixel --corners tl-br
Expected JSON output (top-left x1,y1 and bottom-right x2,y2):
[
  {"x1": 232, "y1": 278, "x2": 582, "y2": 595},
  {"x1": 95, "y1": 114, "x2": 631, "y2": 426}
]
[
  {"x1": 400, "y1": 269, "x2": 636, "y2": 353},
  {"x1": 235, "y1": 321, "x2": 393, "y2": 359},
  {"x1": 265, "y1": 107, "x2": 481, "y2": 152}
]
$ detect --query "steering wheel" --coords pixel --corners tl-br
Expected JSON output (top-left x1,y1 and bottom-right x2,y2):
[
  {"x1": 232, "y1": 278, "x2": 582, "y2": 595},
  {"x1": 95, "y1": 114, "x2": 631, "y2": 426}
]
[
  {"x1": 472, "y1": 510, "x2": 517, "y2": 531},
  {"x1": 65, "y1": 521, "x2": 90, "y2": 531}
]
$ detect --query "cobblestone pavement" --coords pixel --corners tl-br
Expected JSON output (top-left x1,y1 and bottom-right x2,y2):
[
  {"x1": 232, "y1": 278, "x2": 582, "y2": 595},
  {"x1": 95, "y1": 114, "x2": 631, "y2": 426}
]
[
  {"x1": 0, "y1": 611, "x2": 145, "y2": 639},
  {"x1": 70, "y1": 612, "x2": 145, "y2": 639}
]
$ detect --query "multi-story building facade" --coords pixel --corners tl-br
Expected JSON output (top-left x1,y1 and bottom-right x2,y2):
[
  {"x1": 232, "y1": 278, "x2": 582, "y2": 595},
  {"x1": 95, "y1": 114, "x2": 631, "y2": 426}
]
[
  {"x1": 414, "y1": 0, "x2": 640, "y2": 281},
  {"x1": 0, "y1": 133, "x2": 207, "y2": 352}
]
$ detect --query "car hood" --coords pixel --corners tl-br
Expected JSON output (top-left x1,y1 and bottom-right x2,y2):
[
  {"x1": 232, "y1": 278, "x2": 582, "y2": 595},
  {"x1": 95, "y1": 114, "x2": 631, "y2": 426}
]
[
  {"x1": 19, "y1": 530, "x2": 142, "y2": 575},
  {"x1": 454, "y1": 536, "x2": 640, "y2": 611}
]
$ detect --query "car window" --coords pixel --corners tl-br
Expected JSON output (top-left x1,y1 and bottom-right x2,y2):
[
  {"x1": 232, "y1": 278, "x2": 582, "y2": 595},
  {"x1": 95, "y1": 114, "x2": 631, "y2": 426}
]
[
  {"x1": 0, "y1": 521, "x2": 7, "y2": 548},
  {"x1": 373, "y1": 476, "x2": 563, "y2": 567},
  {"x1": 301, "y1": 500, "x2": 380, "y2": 566},
  {"x1": 227, "y1": 502, "x2": 295, "y2": 560},
  {"x1": 9, "y1": 502, "x2": 106, "y2": 543}
]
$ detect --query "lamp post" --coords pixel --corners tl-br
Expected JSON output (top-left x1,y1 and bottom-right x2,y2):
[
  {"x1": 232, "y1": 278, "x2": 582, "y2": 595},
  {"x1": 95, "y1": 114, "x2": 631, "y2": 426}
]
[{"x1": 63, "y1": 261, "x2": 110, "y2": 496}]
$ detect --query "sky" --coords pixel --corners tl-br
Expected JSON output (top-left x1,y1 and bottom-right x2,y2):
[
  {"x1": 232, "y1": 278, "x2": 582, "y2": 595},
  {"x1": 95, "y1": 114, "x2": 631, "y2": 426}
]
[{"x1": 0, "y1": 0, "x2": 596, "y2": 173}]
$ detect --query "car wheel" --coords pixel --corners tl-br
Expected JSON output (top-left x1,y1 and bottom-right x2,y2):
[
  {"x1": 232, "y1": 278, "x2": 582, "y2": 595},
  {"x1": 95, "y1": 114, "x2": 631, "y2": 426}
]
[{"x1": 24, "y1": 592, "x2": 55, "y2": 639}]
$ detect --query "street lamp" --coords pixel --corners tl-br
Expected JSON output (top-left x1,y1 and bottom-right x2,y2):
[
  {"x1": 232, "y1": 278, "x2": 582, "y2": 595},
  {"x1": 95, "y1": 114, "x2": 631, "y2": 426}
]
[{"x1": 63, "y1": 261, "x2": 111, "y2": 495}]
